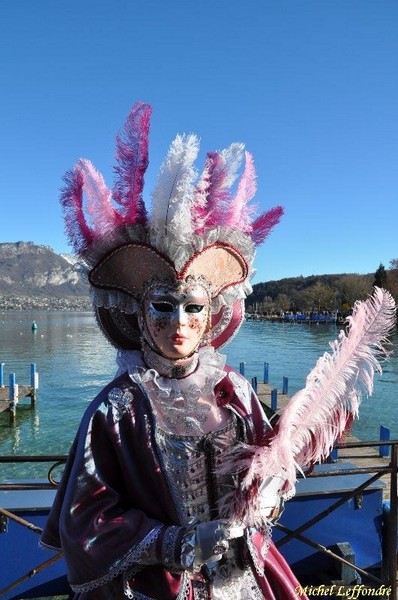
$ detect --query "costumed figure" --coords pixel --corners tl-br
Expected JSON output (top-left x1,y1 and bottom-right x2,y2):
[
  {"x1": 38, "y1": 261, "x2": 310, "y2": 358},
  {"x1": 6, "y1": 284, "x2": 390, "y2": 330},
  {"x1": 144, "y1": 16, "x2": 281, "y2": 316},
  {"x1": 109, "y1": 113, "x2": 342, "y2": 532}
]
[{"x1": 41, "y1": 102, "x2": 396, "y2": 600}]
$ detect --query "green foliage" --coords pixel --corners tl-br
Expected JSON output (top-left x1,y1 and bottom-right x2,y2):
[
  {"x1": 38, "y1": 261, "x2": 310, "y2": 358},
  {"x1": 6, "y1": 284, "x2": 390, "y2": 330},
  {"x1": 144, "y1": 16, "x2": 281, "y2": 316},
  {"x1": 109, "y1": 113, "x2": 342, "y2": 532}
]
[{"x1": 246, "y1": 269, "x2": 385, "y2": 314}]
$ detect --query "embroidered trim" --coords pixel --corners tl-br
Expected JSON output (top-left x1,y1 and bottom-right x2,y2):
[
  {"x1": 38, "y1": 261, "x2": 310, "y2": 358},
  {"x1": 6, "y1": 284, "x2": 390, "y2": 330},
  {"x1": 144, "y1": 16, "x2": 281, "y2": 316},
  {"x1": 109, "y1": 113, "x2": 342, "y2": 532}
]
[
  {"x1": 245, "y1": 527, "x2": 272, "y2": 578},
  {"x1": 70, "y1": 525, "x2": 163, "y2": 593}
]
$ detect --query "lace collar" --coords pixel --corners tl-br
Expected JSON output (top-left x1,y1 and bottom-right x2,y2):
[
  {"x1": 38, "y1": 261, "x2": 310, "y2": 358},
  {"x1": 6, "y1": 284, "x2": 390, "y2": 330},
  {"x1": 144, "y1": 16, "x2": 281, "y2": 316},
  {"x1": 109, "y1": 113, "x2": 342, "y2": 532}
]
[{"x1": 115, "y1": 347, "x2": 227, "y2": 435}]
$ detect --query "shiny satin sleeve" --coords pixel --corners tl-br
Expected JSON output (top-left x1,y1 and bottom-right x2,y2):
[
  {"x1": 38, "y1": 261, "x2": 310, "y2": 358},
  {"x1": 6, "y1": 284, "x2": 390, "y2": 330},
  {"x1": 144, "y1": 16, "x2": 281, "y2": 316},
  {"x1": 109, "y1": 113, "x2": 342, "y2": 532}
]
[{"x1": 41, "y1": 380, "x2": 187, "y2": 593}]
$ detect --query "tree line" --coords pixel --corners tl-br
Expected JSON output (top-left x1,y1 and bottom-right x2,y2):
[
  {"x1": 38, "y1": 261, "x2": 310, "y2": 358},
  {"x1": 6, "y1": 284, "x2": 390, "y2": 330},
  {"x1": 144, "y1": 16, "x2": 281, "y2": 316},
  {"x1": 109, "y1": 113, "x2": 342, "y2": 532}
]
[{"x1": 245, "y1": 260, "x2": 398, "y2": 316}]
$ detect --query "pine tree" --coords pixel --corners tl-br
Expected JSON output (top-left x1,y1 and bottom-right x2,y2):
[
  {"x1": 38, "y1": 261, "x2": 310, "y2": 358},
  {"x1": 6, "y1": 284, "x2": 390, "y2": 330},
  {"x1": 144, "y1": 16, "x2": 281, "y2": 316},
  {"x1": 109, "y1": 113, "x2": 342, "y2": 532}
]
[{"x1": 373, "y1": 263, "x2": 388, "y2": 288}]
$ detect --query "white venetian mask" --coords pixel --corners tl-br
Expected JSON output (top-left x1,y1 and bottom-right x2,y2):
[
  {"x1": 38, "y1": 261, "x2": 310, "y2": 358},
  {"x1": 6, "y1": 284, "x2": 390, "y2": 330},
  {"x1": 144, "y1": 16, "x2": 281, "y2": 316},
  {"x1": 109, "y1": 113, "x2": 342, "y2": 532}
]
[{"x1": 142, "y1": 282, "x2": 211, "y2": 360}]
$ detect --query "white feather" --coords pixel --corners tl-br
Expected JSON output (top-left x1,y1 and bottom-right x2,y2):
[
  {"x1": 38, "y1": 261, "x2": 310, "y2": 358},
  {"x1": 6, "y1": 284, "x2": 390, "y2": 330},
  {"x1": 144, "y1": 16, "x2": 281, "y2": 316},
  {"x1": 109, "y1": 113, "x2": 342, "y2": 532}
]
[
  {"x1": 150, "y1": 134, "x2": 199, "y2": 252},
  {"x1": 219, "y1": 142, "x2": 245, "y2": 188}
]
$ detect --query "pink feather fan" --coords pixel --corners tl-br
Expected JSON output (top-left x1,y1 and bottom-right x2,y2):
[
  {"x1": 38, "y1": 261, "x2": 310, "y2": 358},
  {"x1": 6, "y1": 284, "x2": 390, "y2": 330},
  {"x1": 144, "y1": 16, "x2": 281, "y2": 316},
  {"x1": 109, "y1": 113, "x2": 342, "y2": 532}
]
[{"x1": 220, "y1": 287, "x2": 396, "y2": 528}]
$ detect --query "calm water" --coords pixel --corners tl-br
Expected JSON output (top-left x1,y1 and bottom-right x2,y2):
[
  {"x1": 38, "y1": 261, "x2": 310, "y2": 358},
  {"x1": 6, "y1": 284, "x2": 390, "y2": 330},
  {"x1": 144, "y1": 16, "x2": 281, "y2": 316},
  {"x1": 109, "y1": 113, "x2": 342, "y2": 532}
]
[{"x1": 0, "y1": 311, "x2": 397, "y2": 475}]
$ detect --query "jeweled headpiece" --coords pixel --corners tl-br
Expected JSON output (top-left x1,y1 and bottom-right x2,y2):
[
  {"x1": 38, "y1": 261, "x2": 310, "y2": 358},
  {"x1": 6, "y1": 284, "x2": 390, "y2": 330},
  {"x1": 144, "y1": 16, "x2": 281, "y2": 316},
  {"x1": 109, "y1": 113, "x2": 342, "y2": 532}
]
[{"x1": 61, "y1": 102, "x2": 283, "y2": 349}]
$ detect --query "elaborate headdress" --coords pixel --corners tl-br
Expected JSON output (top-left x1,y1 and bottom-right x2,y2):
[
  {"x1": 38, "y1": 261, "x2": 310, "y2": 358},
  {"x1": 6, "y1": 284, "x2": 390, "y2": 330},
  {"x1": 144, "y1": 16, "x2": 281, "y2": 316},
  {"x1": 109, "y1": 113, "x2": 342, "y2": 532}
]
[{"x1": 61, "y1": 102, "x2": 283, "y2": 349}]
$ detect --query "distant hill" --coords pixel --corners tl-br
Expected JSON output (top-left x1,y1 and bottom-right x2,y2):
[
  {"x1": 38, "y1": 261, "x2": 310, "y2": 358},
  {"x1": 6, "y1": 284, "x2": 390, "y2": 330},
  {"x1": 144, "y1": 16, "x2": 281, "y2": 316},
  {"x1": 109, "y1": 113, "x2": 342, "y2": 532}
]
[{"x1": 0, "y1": 242, "x2": 90, "y2": 310}]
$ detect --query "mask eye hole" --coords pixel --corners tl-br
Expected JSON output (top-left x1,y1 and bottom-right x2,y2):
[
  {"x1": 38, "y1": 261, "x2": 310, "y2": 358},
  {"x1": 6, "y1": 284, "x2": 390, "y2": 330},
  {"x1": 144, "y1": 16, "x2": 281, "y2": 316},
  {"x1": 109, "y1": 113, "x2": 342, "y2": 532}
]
[
  {"x1": 151, "y1": 302, "x2": 174, "y2": 313},
  {"x1": 185, "y1": 304, "x2": 204, "y2": 314}
]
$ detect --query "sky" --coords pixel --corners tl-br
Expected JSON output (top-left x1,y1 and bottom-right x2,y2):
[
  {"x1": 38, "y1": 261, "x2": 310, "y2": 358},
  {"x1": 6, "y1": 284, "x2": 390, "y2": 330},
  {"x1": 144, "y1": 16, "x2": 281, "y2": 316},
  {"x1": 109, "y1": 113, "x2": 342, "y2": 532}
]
[{"x1": 0, "y1": 0, "x2": 397, "y2": 283}]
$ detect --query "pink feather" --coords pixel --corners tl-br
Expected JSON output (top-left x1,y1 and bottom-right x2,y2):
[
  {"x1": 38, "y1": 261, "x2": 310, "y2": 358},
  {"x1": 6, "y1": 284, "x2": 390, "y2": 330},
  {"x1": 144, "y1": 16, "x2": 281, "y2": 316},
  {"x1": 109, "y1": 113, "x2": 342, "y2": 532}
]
[
  {"x1": 192, "y1": 152, "x2": 221, "y2": 232},
  {"x1": 60, "y1": 166, "x2": 95, "y2": 253},
  {"x1": 225, "y1": 151, "x2": 257, "y2": 230},
  {"x1": 77, "y1": 159, "x2": 123, "y2": 236},
  {"x1": 112, "y1": 101, "x2": 151, "y2": 225},
  {"x1": 218, "y1": 287, "x2": 396, "y2": 527},
  {"x1": 201, "y1": 152, "x2": 230, "y2": 227},
  {"x1": 193, "y1": 144, "x2": 245, "y2": 232},
  {"x1": 250, "y1": 206, "x2": 284, "y2": 245}
]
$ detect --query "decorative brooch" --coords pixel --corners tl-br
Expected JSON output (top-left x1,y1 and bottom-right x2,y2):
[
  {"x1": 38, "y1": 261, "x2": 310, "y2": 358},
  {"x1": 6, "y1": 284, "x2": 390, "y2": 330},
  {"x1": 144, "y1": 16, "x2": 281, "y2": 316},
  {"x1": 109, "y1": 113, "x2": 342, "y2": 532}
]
[{"x1": 107, "y1": 387, "x2": 135, "y2": 422}]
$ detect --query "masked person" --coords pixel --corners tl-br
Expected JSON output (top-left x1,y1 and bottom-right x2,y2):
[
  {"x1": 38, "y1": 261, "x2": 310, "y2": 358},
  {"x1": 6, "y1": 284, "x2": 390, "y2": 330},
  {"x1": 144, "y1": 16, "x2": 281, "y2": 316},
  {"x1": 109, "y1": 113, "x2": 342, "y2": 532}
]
[{"x1": 41, "y1": 102, "x2": 309, "y2": 600}]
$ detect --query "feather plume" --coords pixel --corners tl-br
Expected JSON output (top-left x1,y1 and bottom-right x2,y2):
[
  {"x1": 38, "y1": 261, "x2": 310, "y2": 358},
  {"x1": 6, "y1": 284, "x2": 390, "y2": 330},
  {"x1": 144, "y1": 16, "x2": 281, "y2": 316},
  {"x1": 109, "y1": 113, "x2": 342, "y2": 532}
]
[
  {"x1": 192, "y1": 143, "x2": 245, "y2": 232},
  {"x1": 224, "y1": 151, "x2": 257, "y2": 231},
  {"x1": 250, "y1": 206, "x2": 284, "y2": 245},
  {"x1": 77, "y1": 159, "x2": 123, "y2": 236},
  {"x1": 150, "y1": 133, "x2": 199, "y2": 247},
  {"x1": 112, "y1": 102, "x2": 151, "y2": 225},
  {"x1": 192, "y1": 152, "x2": 216, "y2": 233},
  {"x1": 219, "y1": 287, "x2": 396, "y2": 526},
  {"x1": 60, "y1": 166, "x2": 94, "y2": 254}
]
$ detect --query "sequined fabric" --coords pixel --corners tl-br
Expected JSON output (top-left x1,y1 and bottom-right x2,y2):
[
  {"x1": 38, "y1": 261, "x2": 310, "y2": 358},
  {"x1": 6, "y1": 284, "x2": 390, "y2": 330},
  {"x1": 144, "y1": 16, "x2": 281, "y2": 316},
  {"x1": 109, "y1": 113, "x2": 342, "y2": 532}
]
[
  {"x1": 155, "y1": 419, "x2": 264, "y2": 600},
  {"x1": 155, "y1": 419, "x2": 237, "y2": 523}
]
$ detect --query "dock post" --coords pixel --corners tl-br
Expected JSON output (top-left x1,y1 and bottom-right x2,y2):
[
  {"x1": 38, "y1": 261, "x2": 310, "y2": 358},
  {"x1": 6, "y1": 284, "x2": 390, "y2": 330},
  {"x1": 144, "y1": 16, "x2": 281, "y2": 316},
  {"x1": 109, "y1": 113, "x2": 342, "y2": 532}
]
[
  {"x1": 271, "y1": 388, "x2": 278, "y2": 411},
  {"x1": 0, "y1": 363, "x2": 4, "y2": 387},
  {"x1": 327, "y1": 447, "x2": 339, "y2": 462},
  {"x1": 251, "y1": 377, "x2": 258, "y2": 393},
  {"x1": 30, "y1": 363, "x2": 39, "y2": 407},
  {"x1": 239, "y1": 362, "x2": 245, "y2": 376},
  {"x1": 9, "y1": 373, "x2": 18, "y2": 424},
  {"x1": 263, "y1": 362, "x2": 269, "y2": 384},
  {"x1": 379, "y1": 425, "x2": 391, "y2": 458},
  {"x1": 282, "y1": 376, "x2": 288, "y2": 395}
]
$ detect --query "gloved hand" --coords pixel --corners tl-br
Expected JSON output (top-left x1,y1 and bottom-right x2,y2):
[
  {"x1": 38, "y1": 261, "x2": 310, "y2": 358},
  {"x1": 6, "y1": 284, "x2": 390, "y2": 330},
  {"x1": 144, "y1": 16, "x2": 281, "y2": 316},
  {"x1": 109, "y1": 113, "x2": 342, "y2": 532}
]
[
  {"x1": 194, "y1": 519, "x2": 244, "y2": 567},
  {"x1": 179, "y1": 519, "x2": 244, "y2": 570}
]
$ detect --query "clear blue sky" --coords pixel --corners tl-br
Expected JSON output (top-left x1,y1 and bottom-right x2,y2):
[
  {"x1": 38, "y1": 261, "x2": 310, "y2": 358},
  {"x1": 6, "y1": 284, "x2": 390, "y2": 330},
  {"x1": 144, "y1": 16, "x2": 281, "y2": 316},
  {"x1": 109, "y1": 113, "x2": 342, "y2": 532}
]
[{"x1": 1, "y1": 0, "x2": 397, "y2": 283}]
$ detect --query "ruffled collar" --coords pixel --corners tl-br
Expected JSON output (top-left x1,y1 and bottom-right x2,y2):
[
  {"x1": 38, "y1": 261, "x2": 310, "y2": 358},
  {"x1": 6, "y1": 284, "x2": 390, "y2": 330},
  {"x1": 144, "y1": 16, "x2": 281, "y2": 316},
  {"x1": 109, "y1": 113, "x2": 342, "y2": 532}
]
[{"x1": 116, "y1": 347, "x2": 227, "y2": 435}]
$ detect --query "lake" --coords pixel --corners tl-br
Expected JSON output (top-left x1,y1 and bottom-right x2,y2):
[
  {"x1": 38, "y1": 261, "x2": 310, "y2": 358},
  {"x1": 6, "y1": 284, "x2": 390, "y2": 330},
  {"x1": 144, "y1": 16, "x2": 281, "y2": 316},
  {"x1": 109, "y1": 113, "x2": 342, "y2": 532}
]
[{"x1": 0, "y1": 311, "x2": 397, "y2": 475}]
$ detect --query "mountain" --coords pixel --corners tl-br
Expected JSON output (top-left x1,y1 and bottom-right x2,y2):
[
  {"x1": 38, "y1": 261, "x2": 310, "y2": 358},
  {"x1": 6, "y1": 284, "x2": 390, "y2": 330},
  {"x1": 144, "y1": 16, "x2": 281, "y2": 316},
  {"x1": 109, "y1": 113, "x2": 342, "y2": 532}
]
[{"x1": 0, "y1": 242, "x2": 90, "y2": 310}]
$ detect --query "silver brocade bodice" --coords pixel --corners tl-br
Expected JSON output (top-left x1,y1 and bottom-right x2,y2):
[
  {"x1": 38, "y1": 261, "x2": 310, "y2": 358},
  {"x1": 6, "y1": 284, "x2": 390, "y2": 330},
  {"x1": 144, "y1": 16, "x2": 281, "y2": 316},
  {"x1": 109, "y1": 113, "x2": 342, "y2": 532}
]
[
  {"x1": 155, "y1": 418, "x2": 238, "y2": 524},
  {"x1": 155, "y1": 418, "x2": 264, "y2": 600}
]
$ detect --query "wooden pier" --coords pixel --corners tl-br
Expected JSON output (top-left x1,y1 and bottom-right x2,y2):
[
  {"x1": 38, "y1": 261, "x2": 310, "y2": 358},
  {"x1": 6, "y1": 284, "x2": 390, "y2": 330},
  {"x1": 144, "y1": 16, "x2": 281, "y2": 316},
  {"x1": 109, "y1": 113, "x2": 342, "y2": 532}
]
[
  {"x1": 257, "y1": 381, "x2": 290, "y2": 413},
  {"x1": 0, "y1": 386, "x2": 36, "y2": 407},
  {"x1": 0, "y1": 363, "x2": 39, "y2": 424}
]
